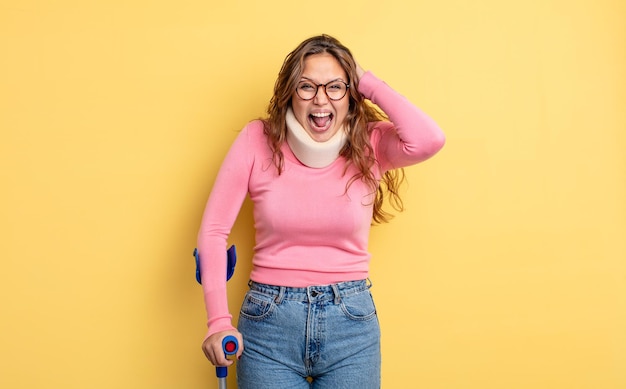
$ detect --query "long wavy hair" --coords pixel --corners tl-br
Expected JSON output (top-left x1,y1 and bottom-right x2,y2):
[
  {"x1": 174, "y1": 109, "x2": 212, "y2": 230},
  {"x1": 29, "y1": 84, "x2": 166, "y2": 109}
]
[{"x1": 264, "y1": 34, "x2": 405, "y2": 223}]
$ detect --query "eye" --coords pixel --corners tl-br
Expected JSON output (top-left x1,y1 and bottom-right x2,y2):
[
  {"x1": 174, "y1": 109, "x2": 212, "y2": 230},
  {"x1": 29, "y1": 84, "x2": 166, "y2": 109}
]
[
  {"x1": 298, "y1": 82, "x2": 315, "y2": 91},
  {"x1": 327, "y1": 82, "x2": 344, "y2": 91}
]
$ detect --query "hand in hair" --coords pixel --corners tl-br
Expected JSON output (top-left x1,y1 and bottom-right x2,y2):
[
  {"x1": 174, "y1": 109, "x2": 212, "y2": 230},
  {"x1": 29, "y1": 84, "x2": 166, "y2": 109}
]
[{"x1": 355, "y1": 62, "x2": 366, "y2": 80}]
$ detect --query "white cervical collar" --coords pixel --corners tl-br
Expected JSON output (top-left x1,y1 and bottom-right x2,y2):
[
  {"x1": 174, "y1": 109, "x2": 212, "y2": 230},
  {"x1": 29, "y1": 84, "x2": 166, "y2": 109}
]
[{"x1": 285, "y1": 107, "x2": 347, "y2": 168}]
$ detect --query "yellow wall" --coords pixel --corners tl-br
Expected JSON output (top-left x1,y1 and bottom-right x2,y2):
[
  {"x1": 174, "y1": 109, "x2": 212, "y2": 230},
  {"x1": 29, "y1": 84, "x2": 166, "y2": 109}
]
[{"x1": 1, "y1": 0, "x2": 624, "y2": 388}]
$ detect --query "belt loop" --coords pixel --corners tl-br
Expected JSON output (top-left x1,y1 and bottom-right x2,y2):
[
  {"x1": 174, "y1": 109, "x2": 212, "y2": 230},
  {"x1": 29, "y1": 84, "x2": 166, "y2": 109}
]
[
  {"x1": 366, "y1": 278, "x2": 373, "y2": 289},
  {"x1": 331, "y1": 284, "x2": 341, "y2": 304},
  {"x1": 274, "y1": 286, "x2": 285, "y2": 304}
]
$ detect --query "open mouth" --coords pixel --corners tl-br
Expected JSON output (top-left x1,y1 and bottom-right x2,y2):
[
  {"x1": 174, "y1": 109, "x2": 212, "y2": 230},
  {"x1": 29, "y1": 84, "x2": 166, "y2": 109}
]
[{"x1": 308, "y1": 112, "x2": 334, "y2": 132}]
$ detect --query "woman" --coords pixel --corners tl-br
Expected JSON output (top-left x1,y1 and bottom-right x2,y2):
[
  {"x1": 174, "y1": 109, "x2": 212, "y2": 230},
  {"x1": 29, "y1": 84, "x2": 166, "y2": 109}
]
[{"x1": 197, "y1": 34, "x2": 445, "y2": 388}]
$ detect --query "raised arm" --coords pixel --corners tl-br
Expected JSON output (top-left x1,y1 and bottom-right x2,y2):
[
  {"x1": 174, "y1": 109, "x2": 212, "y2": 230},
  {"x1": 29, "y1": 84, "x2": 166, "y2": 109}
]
[{"x1": 357, "y1": 69, "x2": 445, "y2": 170}]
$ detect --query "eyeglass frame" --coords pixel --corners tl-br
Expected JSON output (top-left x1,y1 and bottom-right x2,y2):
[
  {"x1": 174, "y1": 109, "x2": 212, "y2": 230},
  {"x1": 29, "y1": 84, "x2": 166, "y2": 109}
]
[{"x1": 295, "y1": 79, "x2": 351, "y2": 101}]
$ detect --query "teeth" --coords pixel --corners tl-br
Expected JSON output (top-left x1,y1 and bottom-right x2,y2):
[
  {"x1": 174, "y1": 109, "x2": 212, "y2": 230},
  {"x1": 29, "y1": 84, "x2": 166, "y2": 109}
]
[{"x1": 311, "y1": 112, "x2": 331, "y2": 118}]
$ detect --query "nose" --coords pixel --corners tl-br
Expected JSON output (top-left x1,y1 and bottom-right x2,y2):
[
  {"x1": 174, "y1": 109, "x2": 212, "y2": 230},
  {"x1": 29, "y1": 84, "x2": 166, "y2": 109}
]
[{"x1": 313, "y1": 85, "x2": 329, "y2": 104}]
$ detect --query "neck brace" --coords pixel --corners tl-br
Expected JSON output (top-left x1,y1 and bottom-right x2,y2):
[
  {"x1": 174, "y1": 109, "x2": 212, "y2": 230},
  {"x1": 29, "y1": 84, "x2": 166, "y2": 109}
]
[{"x1": 285, "y1": 107, "x2": 347, "y2": 168}]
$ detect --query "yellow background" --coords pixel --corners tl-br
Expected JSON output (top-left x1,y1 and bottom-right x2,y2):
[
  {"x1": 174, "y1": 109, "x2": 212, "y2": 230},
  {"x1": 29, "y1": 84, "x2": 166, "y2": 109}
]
[{"x1": 1, "y1": 0, "x2": 624, "y2": 388}]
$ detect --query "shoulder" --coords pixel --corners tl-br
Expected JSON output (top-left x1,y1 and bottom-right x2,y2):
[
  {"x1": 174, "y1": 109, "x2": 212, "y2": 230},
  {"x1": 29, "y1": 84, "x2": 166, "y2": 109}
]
[
  {"x1": 245, "y1": 119, "x2": 266, "y2": 132},
  {"x1": 229, "y1": 120, "x2": 273, "y2": 164},
  {"x1": 233, "y1": 119, "x2": 268, "y2": 146},
  {"x1": 240, "y1": 119, "x2": 266, "y2": 137}
]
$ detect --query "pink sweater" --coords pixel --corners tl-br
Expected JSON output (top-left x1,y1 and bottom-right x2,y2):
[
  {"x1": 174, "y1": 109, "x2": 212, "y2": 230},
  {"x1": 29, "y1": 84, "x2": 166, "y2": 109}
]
[{"x1": 197, "y1": 72, "x2": 445, "y2": 336}]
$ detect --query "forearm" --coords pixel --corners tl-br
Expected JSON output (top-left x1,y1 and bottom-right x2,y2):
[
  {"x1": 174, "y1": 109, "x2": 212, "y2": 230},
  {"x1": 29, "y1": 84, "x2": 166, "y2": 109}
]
[{"x1": 197, "y1": 127, "x2": 252, "y2": 337}]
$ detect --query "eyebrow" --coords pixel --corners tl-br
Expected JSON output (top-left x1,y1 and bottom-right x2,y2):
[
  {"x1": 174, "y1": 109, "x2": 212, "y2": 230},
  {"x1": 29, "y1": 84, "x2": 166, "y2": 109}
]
[{"x1": 299, "y1": 76, "x2": 346, "y2": 84}]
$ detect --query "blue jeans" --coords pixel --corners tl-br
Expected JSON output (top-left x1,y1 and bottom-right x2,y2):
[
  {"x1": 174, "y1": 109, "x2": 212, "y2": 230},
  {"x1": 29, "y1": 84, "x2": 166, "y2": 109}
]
[{"x1": 237, "y1": 280, "x2": 381, "y2": 389}]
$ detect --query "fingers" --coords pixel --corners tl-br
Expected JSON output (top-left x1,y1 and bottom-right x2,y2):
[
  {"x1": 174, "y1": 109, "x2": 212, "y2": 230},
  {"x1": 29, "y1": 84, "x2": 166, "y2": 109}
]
[
  {"x1": 355, "y1": 61, "x2": 366, "y2": 79},
  {"x1": 232, "y1": 332, "x2": 244, "y2": 362},
  {"x1": 202, "y1": 337, "x2": 232, "y2": 366},
  {"x1": 202, "y1": 331, "x2": 244, "y2": 366},
  {"x1": 206, "y1": 346, "x2": 230, "y2": 366}
]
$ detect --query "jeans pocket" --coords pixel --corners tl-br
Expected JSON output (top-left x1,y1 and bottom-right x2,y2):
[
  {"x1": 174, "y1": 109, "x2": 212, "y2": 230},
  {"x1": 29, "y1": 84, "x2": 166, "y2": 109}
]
[
  {"x1": 239, "y1": 290, "x2": 276, "y2": 321},
  {"x1": 340, "y1": 290, "x2": 377, "y2": 321}
]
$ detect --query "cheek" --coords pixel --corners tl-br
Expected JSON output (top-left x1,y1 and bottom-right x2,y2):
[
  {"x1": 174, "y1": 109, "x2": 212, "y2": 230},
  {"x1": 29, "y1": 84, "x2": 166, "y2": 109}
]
[
  {"x1": 291, "y1": 100, "x2": 308, "y2": 120},
  {"x1": 335, "y1": 101, "x2": 350, "y2": 121}
]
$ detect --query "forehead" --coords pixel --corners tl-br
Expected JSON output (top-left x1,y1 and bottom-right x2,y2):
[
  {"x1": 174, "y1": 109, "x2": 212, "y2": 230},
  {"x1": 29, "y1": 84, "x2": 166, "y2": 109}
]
[{"x1": 301, "y1": 53, "x2": 347, "y2": 82}]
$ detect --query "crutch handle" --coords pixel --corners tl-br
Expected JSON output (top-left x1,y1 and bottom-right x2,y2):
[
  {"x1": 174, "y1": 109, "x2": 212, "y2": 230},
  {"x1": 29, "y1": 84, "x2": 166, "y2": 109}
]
[
  {"x1": 222, "y1": 336, "x2": 239, "y2": 356},
  {"x1": 216, "y1": 335, "x2": 239, "y2": 379}
]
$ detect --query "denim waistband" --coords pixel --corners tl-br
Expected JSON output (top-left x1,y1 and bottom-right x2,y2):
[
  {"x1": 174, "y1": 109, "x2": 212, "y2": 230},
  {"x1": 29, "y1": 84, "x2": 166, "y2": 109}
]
[{"x1": 248, "y1": 279, "x2": 371, "y2": 304}]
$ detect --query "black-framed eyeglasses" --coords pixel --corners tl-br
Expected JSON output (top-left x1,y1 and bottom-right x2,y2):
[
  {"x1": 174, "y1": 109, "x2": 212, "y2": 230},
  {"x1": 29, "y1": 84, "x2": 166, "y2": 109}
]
[{"x1": 295, "y1": 79, "x2": 350, "y2": 101}]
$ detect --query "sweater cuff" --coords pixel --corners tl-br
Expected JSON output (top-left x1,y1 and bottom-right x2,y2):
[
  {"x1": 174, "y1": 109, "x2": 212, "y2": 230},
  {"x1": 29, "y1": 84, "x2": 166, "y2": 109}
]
[{"x1": 205, "y1": 319, "x2": 236, "y2": 340}]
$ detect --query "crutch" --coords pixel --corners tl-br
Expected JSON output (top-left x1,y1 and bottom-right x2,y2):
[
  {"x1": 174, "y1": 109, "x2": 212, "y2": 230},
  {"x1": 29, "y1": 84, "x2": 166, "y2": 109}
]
[
  {"x1": 193, "y1": 245, "x2": 238, "y2": 388},
  {"x1": 216, "y1": 335, "x2": 239, "y2": 389},
  {"x1": 193, "y1": 245, "x2": 237, "y2": 284}
]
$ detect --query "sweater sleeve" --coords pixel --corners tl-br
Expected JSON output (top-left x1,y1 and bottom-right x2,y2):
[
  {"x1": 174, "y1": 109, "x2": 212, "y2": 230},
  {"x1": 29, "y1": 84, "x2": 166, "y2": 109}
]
[
  {"x1": 357, "y1": 71, "x2": 445, "y2": 171},
  {"x1": 196, "y1": 123, "x2": 254, "y2": 338}
]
